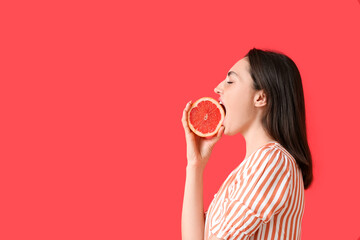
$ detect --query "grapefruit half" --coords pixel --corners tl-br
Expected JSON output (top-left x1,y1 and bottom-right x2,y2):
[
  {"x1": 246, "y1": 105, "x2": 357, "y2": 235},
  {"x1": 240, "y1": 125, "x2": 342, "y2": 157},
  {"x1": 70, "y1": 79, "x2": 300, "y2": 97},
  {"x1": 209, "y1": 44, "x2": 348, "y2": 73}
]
[{"x1": 187, "y1": 97, "x2": 226, "y2": 137}]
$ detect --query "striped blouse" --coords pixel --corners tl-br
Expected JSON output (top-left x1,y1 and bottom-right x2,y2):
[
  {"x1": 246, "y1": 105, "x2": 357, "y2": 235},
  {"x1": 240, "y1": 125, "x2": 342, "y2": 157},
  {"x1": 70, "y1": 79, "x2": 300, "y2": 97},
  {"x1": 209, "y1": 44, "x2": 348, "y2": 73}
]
[{"x1": 204, "y1": 142, "x2": 305, "y2": 240}]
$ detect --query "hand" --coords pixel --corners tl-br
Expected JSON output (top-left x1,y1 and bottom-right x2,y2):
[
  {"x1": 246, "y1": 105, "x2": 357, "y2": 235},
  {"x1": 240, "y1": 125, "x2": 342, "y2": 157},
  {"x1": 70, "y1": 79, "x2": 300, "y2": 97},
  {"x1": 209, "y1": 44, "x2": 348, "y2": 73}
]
[{"x1": 181, "y1": 100, "x2": 225, "y2": 169}]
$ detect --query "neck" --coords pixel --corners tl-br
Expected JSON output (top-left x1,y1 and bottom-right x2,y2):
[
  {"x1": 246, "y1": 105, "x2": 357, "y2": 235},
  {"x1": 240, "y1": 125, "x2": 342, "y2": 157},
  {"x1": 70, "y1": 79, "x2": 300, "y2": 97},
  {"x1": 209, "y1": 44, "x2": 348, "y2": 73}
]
[{"x1": 242, "y1": 119, "x2": 277, "y2": 160}]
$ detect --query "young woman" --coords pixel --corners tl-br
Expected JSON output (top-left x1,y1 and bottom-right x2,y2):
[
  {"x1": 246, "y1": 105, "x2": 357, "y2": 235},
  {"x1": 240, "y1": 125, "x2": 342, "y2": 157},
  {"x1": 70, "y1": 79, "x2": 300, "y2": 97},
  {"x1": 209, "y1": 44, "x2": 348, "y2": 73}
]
[{"x1": 181, "y1": 48, "x2": 313, "y2": 240}]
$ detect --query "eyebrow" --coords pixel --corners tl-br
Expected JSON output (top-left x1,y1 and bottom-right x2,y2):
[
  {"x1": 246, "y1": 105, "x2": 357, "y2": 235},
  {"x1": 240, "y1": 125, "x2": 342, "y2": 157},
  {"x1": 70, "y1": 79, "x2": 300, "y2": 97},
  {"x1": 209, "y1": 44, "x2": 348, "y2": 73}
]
[{"x1": 227, "y1": 71, "x2": 239, "y2": 78}]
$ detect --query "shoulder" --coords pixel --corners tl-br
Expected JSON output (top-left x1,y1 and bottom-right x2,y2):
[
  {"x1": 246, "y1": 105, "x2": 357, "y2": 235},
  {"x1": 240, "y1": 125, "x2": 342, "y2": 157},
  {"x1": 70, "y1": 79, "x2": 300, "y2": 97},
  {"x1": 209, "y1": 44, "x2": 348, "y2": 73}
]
[
  {"x1": 259, "y1": 143, "x2": 295, "y2": 163},
  {"x1": 272, "y1": 143, "x2": 298, "y2": 172},
  {"x1": 252, "y1": 143, "x2": 293, "y2": 173},
  {"x1": 252, "y1": 143, "x2": 284, "y2": 163}
]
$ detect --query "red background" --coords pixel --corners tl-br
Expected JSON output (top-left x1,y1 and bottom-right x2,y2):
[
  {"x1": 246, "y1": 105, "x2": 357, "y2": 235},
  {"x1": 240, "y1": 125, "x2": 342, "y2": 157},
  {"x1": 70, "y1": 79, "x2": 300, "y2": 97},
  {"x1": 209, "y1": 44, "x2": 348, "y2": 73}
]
[{"x1": 1, "y1": 0, "x2": 360, "y2": 239}]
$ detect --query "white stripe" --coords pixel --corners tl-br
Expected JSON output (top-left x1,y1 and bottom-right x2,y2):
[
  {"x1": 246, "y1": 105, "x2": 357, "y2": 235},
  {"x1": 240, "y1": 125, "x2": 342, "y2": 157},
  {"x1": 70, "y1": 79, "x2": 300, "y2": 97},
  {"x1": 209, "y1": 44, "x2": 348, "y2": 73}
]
[
  {"x1": 206, "y1": 144, "x2": 304, "y2": 239},
  {"x1": 294, "y1": 166, "x2": 304, "y2": 240},
  {"x1": 259, "y1": 156, "x2": 290, "y2": 221},
  {"x1": 230, "y1": 210, "x2": 261, "y2": 239},
  {"x1": 260, "y1": 221, "x2": 267, "y2": 239},
  {"x1": 268, "y1": 217, "x2": 274, "y2": 239},
  {"x1": 236, "y1": 149, "x2": 278, "y2": 203},
  {"x1": 233, "y1": 151, "x2": 289, "y2": 236},
  {"x1": 280, "y1": 158, "x2": 296, "y2": 238},
  {"x1": 291, "y1": 163, "x2": 302, "y2": 240},
  {"x1": 220, "y1": 149, "x2": 279, "y2": 237},
  {"x1": 238, "y1": 149, "x2": 280, "y2": 206},
  {"x1": 249, "y1": 151, "x2": 285, "y2": 219},
  {"x1": 211, "y1": 203, "x2": 245, "y2": 237},
  {"x1": 273, "y1": 157, "x2": 290, "y2": 240},
  {"x1": 242, "y1": 144, "x2": 269, "y2": 171},
  {"x1": 210, "y1": 148, "x2": 275, "y2": 234},
  {"x1": 218, "y1": 201, "x2": 244, "y2": 237},
  {"x1": 274, "y1": 159, "x2": 292, "y2": 240},
  {"x1": 285, "y1": 158, "x2": 300, "y2": 239},
  {"x1": 237, "y1": 146, "x2": 268, "y2": 183}
]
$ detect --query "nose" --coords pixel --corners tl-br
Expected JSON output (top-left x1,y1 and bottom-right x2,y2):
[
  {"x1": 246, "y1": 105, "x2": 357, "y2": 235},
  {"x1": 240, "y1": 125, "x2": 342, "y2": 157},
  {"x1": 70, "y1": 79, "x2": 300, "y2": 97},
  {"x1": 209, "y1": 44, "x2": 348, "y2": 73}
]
[{"x1": 214, "y1": 82, "x2": 223, "y2": 95}]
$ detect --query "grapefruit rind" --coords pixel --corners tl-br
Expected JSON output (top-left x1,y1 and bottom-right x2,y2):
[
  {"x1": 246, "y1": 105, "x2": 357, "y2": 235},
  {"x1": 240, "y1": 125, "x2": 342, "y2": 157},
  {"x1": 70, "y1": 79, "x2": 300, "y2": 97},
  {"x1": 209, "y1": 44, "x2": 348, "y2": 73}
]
[{"x1": 187, "y1": 97, "x2": 225, "y2": 137}]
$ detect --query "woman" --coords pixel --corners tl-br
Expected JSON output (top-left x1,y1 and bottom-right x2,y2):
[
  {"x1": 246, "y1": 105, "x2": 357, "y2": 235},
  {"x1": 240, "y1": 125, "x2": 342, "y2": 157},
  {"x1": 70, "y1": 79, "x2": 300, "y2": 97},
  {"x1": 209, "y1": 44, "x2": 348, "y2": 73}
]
[{"x1": 181, "y1": 48, "x2": 313, "y2": 240}]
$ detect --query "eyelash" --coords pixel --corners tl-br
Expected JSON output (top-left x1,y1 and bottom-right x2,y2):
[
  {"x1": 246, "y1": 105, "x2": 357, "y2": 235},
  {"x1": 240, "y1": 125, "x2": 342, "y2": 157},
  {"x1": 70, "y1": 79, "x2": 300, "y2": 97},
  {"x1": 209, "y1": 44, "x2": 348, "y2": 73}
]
[{"x1": 227, "y1": 82, "x2": 233, "y2": 84}]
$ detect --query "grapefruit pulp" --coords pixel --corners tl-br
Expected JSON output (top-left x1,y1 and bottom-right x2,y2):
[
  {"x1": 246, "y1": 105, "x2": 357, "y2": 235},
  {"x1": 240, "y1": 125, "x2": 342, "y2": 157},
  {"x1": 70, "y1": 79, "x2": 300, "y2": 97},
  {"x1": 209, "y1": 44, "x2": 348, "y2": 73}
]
[{"x1": 187, "y1": 97, "x2": 226, "y2": 137}]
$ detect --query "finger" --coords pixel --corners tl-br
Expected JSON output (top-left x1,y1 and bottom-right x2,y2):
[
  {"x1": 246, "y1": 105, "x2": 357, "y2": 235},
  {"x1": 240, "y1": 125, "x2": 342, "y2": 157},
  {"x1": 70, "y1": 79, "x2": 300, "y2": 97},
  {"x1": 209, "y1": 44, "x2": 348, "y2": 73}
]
[
  {"x1": 182, "y1": 101, "x2": 192, "y2": 134},
  {"x1": 181, "y1": 101, "x2": 191, "y2": 126},
  {"x1": 207, "y1": 126, "x2": 225, "y2": 145},
  {"x1": 217, "y1": 126, "x2": 225, "y2": 138}
]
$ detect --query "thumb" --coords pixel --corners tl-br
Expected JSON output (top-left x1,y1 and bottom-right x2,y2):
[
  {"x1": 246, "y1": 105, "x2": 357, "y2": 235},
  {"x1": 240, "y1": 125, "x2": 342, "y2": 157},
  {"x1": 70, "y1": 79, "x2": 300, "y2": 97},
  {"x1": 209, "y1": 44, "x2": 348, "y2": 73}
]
[{"x1": 207, "y1": 126, "x2": 225, "y2": 146}]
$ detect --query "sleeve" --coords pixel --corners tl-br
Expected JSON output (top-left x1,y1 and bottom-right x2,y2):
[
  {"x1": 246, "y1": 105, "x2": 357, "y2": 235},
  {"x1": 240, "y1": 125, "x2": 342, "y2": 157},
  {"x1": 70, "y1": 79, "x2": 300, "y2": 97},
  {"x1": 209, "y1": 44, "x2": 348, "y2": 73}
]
[{"x1": 209, "y1": 148, "x2": 292, "y2": 240}]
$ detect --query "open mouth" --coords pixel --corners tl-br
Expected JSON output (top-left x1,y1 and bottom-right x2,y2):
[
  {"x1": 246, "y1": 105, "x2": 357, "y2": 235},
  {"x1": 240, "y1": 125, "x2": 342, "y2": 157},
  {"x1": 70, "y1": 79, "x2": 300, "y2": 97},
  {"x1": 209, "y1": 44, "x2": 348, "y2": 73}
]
[{"x1": 219, "y1": 102, "x2": 226, "y2": 115}]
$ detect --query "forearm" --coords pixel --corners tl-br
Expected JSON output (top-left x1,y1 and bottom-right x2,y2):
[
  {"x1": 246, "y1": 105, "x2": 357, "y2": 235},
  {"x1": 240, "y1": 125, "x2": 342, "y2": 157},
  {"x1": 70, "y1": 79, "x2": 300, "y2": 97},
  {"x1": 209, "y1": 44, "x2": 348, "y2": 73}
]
[{"x1": 181, "y1": 165, "x2": 205, "y2": 240}]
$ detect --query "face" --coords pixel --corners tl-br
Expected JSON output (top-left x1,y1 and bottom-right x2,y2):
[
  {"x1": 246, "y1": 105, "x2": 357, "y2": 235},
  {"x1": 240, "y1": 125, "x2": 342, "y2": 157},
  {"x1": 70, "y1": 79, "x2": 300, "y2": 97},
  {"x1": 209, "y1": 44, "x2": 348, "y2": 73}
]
[{"x1": 214, "y1": 57, "x2": 267, "y2": 136}]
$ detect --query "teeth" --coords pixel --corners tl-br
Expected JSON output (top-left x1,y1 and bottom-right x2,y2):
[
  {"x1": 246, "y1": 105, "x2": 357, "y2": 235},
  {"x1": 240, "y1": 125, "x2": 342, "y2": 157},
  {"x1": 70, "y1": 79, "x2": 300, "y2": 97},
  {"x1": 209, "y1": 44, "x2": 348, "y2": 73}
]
[{"x1": 219, "y1": 101, "x2": 226, "y2": 115}]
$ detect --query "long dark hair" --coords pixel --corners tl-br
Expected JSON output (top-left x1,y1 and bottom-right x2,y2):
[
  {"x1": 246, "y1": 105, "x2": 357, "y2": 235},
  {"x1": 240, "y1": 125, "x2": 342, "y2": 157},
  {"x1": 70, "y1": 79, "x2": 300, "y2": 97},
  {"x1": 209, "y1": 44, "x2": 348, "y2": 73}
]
[{"x1": 244, "y1": 48, "x2": 313, "y2": 190}]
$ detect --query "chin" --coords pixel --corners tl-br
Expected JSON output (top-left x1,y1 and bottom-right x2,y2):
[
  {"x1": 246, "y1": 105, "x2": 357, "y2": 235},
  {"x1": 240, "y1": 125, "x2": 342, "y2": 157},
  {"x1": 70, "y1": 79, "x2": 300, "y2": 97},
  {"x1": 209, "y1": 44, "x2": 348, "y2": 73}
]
[{"x1": 224, "y1": 128, "x2": 237, "y2": 136}]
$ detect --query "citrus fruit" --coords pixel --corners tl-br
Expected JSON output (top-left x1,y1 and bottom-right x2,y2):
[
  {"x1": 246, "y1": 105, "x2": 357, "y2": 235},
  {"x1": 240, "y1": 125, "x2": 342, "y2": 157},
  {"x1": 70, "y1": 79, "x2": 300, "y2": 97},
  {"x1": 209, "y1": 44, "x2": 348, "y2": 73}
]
[{"x1": 187, "y1": 97, "x2": 226, "y2": 137}]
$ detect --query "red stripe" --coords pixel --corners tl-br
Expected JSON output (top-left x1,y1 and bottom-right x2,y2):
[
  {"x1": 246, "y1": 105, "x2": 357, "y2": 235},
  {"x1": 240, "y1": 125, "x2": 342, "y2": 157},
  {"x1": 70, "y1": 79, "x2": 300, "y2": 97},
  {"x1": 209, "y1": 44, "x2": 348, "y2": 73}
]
[{"x1": 204, "y1": 143, "x2": 305, "y2": 240}]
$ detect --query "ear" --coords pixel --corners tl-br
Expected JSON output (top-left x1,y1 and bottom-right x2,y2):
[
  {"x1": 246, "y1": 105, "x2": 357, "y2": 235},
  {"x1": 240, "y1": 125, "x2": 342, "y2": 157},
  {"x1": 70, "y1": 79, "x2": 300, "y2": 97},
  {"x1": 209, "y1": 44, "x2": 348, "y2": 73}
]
[{"x1": 254, "y1": 90, "x2": 267, "y2": 107}]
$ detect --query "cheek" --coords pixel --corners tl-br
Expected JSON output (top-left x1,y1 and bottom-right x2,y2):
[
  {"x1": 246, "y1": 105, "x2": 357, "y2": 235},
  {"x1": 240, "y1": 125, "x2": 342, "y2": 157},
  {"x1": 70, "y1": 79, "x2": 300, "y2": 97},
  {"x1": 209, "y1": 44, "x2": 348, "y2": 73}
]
[
  {"x1": 227, "y1": 88, "x2": 253, "y2": 116},
  {"x1": 231, "y1": 96, "x2": 253, "y2": 117}
]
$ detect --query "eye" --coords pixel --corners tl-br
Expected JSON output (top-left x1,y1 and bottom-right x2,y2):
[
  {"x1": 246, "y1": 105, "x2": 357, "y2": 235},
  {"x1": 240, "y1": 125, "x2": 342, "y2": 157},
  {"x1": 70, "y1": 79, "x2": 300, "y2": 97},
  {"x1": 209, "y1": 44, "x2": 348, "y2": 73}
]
[{"x1": 226, "y1": 82, "x2": 233, "y2": 84}]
